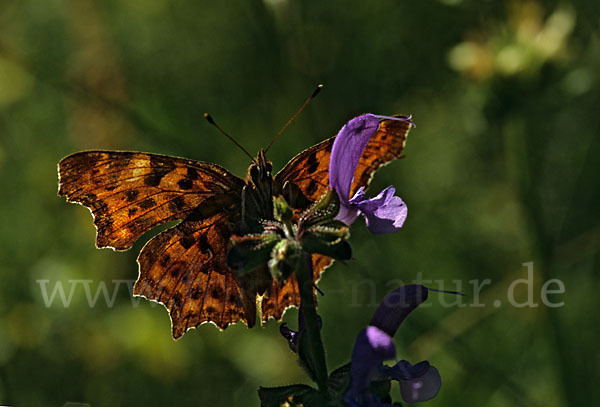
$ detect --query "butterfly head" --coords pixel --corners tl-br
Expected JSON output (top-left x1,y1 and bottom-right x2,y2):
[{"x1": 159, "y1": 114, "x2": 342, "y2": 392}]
[
  {"x1": 244, "y1": 149, "x2": 274, "y2": 220},
  {"x1": 248, "y1": 149, "x2": 273, "y2": 186}
]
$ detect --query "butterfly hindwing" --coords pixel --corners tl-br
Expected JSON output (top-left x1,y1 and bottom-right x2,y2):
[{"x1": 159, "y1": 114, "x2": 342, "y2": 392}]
[
  {"x1": 261, "y1": 254, "x2": 334, "y2": 322},
  {"x1": 58, "y1": 151, "x2": 245, "y2": 250},
  {"x1": 134, "y1": 196, "x2": 258, "y2": 339}
]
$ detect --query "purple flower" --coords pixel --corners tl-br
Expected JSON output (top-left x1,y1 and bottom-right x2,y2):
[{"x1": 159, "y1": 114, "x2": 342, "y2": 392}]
[
  {"x1": 344, "y1": 285, "x2": 441, "y2": 406},
  {"x1": 384, "y1": 360, "x2": 442, "y2": 403},
  {"x1": 280, "y1": 307, "x2": 322, "y2": 353},
  {"x1": 369, "y1": 284, "x2": 429, "y2": 337},
  {"x1": 329, "y1": 114, "x2": 413, "y2": 234},
  {"x1": 346, "y1": 326, "x2": 396, "y2": 407},
  {"x1": 280, "y1": 322, "x2": 301, "y2": 353}
]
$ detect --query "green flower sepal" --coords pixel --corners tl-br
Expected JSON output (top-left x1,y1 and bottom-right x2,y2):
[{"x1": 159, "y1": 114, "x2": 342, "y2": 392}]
[{"x1": 227, "y1": 190, "x2": 352, "y2": 282}]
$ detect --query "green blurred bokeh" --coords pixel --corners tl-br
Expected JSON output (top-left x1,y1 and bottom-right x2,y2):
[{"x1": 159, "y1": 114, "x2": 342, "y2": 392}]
[{"x1": 0, "y1": 0, "x2": 598, "y2": 406}]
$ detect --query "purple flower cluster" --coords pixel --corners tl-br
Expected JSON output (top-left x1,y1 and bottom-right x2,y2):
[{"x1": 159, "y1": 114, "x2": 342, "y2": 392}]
[
  {"x1": 269, "y1": 113, "x2": 446, "y2": 407},
  {"x1": 345, "y1": 285, "x2": 441, "y2": 406},
  {"x1": 328, "y1": 115, "x2": 441, "y2": 405},
  {"x1": 279, "y1": 285, "x2": 441, "y2": 406}
]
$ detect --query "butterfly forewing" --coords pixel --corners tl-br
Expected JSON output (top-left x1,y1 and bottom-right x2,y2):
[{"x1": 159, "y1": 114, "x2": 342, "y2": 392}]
[
  {"x1": 274, "y1": 138, "x2": 334, "y2": 204},
  {"x1": 274, "y1": 115, "x2": 412, "y2": 203},
  {"x1": 350, "y1": 115, "x2": 412, "y2": 197},
  {"x1": 58, "y1": 151, "x2": 245, "y2": 250}
]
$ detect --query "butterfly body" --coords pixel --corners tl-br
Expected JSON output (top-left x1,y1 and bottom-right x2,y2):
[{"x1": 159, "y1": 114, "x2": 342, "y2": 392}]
[
  {"x1": 58, "y1": 116, "x2": 411, "y2": 338},
  {"x1": 241, "y1": 149, "x2": 275, "y2": 231}
]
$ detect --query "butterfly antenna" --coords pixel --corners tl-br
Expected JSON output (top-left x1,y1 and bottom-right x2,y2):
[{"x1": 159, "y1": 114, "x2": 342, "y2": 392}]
[
  {"x1": 204, "y1": 113, "x2": 256, "y2": 163},
  {"x1": 265, "y1": 84, "x2": 324, "y2": 153}
]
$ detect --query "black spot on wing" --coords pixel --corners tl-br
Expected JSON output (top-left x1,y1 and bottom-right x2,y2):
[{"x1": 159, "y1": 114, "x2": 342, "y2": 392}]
[
  {"x1": 168, "y1": 196, "x2": 186, "y2": 213},
  {"x1": 171, "y1": 292, "x2": 184, "y2": 308},
  {"x1": 306, "y1": 151, "x2": 319, "y2": 174},
  {"x1": 211, "y1": 287, "x2": 222, "y2": 299},
  {"x1": 144, "y1": 172, "x2": 163, "y2": 187},
  {"x1": 125, "y1": 190, "x2": 139, "y2": 202},
  {"x1": 160, "y1": 254, "x2": 171, "y2": 267},
  {"x1": 185, "y1": 207, "x2": 206, "y2": 222},
  {"x1": 138, "y1": 198, "x2": 156, "y2": 210},
  {"x1": 177, "y1": 178, "x2": 193, "y2": 190},
  {"x1": 180, "y1": 235, "x2": 196, "y2": 250},
  {"x1": 107, "y1": 155, "x2": 132, "y2": 170},
  {"x1": 144, "y1": 155, "x2": 176, "y2": 186},
  {"x1": 197, "y1": 234, "x2": 210, "y2": 253},
  {"x1": 187, "y1": 167, "x2": 199, "y2": 180},
  {"x1": 192, "y1": 287, "x2": 202, "y2": 300},
  {"x1": 169, "y1": 262, "x2": 183, "y2": 277},
  {"x1": 306, "y1": 179, "x2": 318, "y2": 196}
]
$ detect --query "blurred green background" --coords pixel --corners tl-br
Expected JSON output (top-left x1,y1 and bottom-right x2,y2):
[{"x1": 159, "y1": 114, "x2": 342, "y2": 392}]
[{"x1": 0, "y1": 0, "x2": 598, "y2": 405}]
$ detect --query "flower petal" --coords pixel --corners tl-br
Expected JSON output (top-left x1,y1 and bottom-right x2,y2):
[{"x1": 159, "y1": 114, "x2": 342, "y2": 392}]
[
  {"x1": 279, "y1": 307, "x2": 322, "y2": 353},
  {"x1": 329, "y1": 114, "x2": 380, "y2": 204},
  {"x1": 336, "y1": 203, "x2": 361, "y2": 226},
  {"x1": 363, "y1": 195, "x2": 407, "y2": 234},
  {"x1": 399, "y1": 365, "x2": 442, "y2": 403},
  {"x1": 365, "y1": 326, "x2": 396, "y2": 358},
  {"x1": 353, "y1": 186, "x2": 407, "y2": 234},
  {"x1": 384, "y1": 360, "x2": 431, "y2": 381},
  {"x1": 385, "y1": 360, "x2": 442, "y2": 402},
  {"x1": 369, "y1": 285, "x2": 429, "y2": 337},
  {"x1": 346, "y1": 326, "x2": 396, "y2": 406},
  {"x1": 345, "y1": 286, "x2": 441, "y2": 406},
  {"x1": 279, "y1": 323, "x2": 299, "y2": 353},
  {"x1": 349, "y1": 327, "x2": 396, "y2": 391}
]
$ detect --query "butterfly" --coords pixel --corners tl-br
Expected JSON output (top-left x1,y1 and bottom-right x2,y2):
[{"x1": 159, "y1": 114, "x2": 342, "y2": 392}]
[{"x1": 58, "y1": 109, "x2": 411, "y2": 339}]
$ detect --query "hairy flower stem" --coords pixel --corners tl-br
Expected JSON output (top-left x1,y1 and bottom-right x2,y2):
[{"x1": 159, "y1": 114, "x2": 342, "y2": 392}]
[{"x1": 297, "y1": 253, "x2": 329, "y2": 397}]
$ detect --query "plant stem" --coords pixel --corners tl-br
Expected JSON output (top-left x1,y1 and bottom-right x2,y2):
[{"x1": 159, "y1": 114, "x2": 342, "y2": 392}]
[{"x1": 296, "y1": 253, "x2": 329, "y2": 397}]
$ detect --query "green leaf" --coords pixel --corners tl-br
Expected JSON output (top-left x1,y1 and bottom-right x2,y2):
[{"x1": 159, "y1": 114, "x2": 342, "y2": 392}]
[
  {"x1": 273, "y1": 195, "x2": 294, "y2": 224},
  {"x1": 327, "y1": 363, "x2": 352, "y2": 400},
  {"x1": 300, "y1": 190, "x2": 341, "y2": 227},
  {"x1": 326, "y1": 363, "x2": 392, "y2": 405},
  {"x1": 370, "y1": 379, "x2": 392, "y2": 403},
  {"x1": 228, "y1": 232, "x2": 278, "y2": 275},
  {"x1": 302, "y1": 235, "x2": 352, "y2": 261}
]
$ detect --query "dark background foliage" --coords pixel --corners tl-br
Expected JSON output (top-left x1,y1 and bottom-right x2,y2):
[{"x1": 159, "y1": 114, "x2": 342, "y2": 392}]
[{"x1": 0, "y1": 0, "x2": 598, "y2": 405}]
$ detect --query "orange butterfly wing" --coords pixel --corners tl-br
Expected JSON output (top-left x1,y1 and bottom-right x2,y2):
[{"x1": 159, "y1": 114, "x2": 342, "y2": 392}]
[
  {"x1": 262, "y1": 116, "x2": 413, "y2": 321},
  {"x1": 273, "y1": 138, "x2": 334, "y2": 205},
  {"x1": 58, "y1": 151, "x2": 245, "y2": 250},
  {"x1": 59, "y1": 151, "x2": 257, "y2": 338},
  {"x1": 350, "y1": 116, "x2": 412, "y2": 197},
  {"x1": 134, "y1": 200, "x2": 258, "y2": 338}
]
